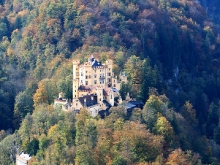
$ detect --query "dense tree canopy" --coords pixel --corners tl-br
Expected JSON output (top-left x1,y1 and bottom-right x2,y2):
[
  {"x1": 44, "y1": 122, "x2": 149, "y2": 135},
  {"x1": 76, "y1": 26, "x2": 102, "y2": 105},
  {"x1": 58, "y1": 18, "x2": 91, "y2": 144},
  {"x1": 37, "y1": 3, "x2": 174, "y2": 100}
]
[{"x1": 1, "y1": 0, "x2": 220, "y2": 164}]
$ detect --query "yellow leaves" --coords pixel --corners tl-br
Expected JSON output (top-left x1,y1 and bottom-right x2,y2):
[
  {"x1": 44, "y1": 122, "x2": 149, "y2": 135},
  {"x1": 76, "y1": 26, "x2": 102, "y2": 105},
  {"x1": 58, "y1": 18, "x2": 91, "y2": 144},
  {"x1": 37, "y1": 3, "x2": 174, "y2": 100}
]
[
  {"x1": 18, "y1": 10, "x2": 29, "y2": 17},
  {"x1": 166, "y1": 149, "x2": 201, "y2": 165},
  {"x1": 112, "y1": 121, "x2": 164, "y2": 162},
  {"x1": 181, "y1": 101, "x2": 198, "y2": 126},
  {"x1": 125, "y1": 55, "x2": 143, "y2": 84},
  {"x1": 93, "y1": 23, "x2": 101, "y2": 31},
  {"x1": 47, "y1": 18, "x2": 61, "y2": 28},
  {"x1": 145, "y1": 95, "x2": 165, "y2": 113},
  {"x1": 126, "y1": 3, "x2": 139, "y2": 15},
  {"x1": 77, "y1": 5, "x2": 86, "y2": 15},
  {"x1": 48, "y1": 124, "x2": 57, "y2": 137},
  {"x1": 33, "y1": 80, "x2": 48, "y2": 107},
  {"x1": 21, "y1": 138, "x2": 29, "y2": 150},
  {"x1": 81, "y1": 12, "x2": 94, "y2": 23},
  {"x1": 114, "y1": 118, "x2": 124, "y2": 130},
  {"x1": 153, "y1": 116, "x2": 174, "y2": 142},
  {"x1": 6, "y1": 47, "x2": 14, "y2": 56}
]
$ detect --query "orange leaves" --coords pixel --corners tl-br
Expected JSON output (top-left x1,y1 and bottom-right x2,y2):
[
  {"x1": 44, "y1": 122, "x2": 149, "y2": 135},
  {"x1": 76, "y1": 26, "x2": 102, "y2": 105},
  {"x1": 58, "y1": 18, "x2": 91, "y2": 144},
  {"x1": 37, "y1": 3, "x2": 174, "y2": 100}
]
[
  {"x1": 112, "y1": 121, "x2": 164, "y2": 162},
  {"x1": 47, "y1": 18, "x2": 61, "y2": 28},
  {"x1": 17, "y1": 10, "x2": 29, "y2": 17},
  {"x1": 6, "y1": 47, "x2": 14, "y2": 56},
  {"x1": 166, "y1": 149, "x2": 201, "y2": 165},
  {"x1": 48, "y1": 124, "x2": 57, "y2": 137},
  {"x1": 73, "y1": 28, "x2": 80, "y2": 39},
  {"x1": 33, "y1": 80, "x2": 48, "y2": 107}
]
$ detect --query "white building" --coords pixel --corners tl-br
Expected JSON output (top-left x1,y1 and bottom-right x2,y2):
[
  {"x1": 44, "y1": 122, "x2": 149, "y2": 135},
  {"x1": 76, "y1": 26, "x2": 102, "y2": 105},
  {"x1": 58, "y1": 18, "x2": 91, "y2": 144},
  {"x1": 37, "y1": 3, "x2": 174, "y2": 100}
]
[{"x1": 16, "y1": 151, "x2": 36, "y2": 165}]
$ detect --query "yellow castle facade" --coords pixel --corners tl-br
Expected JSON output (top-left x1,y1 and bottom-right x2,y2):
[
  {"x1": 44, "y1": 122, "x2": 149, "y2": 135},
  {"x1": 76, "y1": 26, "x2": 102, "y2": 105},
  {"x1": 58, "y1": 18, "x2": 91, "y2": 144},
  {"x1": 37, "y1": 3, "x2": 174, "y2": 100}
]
[{"x1": 55, "y1": 55, "x2": 127, "y2": 117}]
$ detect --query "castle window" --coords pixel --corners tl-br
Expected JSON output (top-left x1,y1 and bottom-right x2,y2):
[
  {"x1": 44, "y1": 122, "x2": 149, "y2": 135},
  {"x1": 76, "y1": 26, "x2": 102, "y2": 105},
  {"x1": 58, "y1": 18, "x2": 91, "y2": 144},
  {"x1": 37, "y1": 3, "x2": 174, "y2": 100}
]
[
  {"x1": 109, "y1": 68, "x2": 110, "y2": 71},
  {"x1": 108, "y1": 73, "x2": 111, "y2": 76},
  {"x1": 89, "y1": 75, "x2": 91, "y2": 78},
  {"x1": 108, "y1": 78, "x2": 111, "y2": 82},
  {"x1": 86, "y1": 76, "x2": 88, "y2": 79},
  {"x1": 85, "y1": 81, "x2": 88, "y2": 85},
  {"x1": 100, "y1": 82, "x2": 101, "y2": 84},
  {"x1": 100, "y1": 70, "x2": 101, "y2": 72},
  {"x1": 100, "y1": 99, "x2": 101, "y2": 101},
  {"x1": 114, "y1": 84, "x2": 116, "y2": 87},
  {"x1": 86, "y1": 71, "x2": 87, "y2": 73},
  {"x1": 75, "y1": 95, "x2": 76, "y2": 97},
  {"x1": 75, "y1": 90, "x2": 76, "y2": 92},
  {"x1": 94, "y1": 80, "x2": 97, "y2": 84},
  {"x1": 76, "y1": 103, "x2": 78, "y2": 106},
  {"x1": 94, "y1": 74, "x2": 96, "y2": 78}
]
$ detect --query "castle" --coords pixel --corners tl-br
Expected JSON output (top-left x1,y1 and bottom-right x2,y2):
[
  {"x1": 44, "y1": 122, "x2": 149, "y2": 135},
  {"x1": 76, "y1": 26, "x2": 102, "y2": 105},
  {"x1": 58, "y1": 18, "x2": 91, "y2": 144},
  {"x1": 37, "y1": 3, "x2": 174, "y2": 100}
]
[{"x1": 55, "y1": 55, "x2": 127, "y2": 117}]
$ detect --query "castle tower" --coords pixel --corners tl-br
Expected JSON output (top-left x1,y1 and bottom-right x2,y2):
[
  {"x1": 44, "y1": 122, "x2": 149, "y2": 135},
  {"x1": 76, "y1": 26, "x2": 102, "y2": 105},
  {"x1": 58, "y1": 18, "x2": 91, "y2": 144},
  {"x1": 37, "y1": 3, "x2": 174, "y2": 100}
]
[
  {"x1": 105, "y1": 59, "x2": 113, "y2": 87},
  {"x1": 105, "y1": 59, "x2": 113, "y2": 73},
  {"x1": 73, "y1": 60, "x2": 80, "y2": 79},
  {"x1": 96, "y1": 85, "x2": 104, "y2": 104},
  {"x1": 73, "y1": 79, "x2": 79, "y2": 100}
]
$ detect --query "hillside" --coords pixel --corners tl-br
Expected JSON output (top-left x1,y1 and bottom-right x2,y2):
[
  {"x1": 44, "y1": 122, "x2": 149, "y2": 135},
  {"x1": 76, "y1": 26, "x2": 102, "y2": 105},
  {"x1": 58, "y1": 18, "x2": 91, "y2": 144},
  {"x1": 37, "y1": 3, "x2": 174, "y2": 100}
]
[{"x1": 1, "y1": 0, "x2": 220, "y2": 164}]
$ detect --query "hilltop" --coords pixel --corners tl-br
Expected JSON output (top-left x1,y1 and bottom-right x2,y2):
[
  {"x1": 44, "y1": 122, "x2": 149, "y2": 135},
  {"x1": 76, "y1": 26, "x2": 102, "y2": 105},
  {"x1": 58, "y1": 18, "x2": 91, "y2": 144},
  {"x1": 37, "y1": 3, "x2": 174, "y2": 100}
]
[{"x1": 1, "y1": 0, "x2": 220, "y2": 164}]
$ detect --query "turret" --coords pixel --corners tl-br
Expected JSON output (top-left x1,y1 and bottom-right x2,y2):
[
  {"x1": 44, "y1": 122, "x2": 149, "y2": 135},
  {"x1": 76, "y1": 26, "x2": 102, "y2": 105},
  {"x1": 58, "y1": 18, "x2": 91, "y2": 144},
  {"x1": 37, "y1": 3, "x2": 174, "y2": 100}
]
[
  {"x1": 73, "y1": 79, "x2": 79, "y2": 100},
  {"x1": 73, "y1": 60, "x2": 80, "y2": 79},
  {"x1": 96, "y1": 85, "x2": 104, "y2": 104},
  {"x1": 106, "y1": 59, "x2": 113, "y2": 73}
]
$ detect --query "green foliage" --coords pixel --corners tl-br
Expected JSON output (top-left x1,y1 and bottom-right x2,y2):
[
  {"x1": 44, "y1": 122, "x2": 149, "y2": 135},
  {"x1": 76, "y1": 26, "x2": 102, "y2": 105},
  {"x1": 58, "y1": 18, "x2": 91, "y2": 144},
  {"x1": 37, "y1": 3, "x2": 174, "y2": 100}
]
[
  {"x1": 0, "y1": 134, "x2": 18, "y2": 164},
  {"x1": 46, "y1": 3, "x2": 66, "y2": 19},
  {"x1": 57, "y1": 75, "x2": 73, "y2": 99},
  {"x1": 75, "y1": 109, "x2": 96, "y2": 164},
  {"x1": 119, "y1": 82, "x2": 131, "y2": 100},
  {"x1": 206, "y1": 102, "x2": 220, "y2": 138},
  {"x1": 140, "y1": 59, "x2": 161, "y2": 102},
  {"x1": 153, "y1": 115, "x2": 174, "y2": 142},
  {"x1": 111, "y1": 155, "x2": 127, "y2": 165},
  {"x1": 214, "y1": 125, "x2": 220, "y2": 145},
  {"x1": 0, "y1": 22, "x2": 8, "y2": 39},
  {"x1": 1, "y1": 0, "x2": 220, "y2": 163},
  {"x1": 26, "y1": 138, "x2": 39, "y2": 155},
  {"x1": 14, "y1": 91, "x2": 34, "y2": 128}
]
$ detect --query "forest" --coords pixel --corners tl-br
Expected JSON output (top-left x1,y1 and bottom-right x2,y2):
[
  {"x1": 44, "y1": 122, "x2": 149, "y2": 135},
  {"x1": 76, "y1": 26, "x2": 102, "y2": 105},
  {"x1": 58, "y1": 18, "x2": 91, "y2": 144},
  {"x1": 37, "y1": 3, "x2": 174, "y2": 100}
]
[{"x1": 1, "y1": 0, "x2": 220, "y2": 164}]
